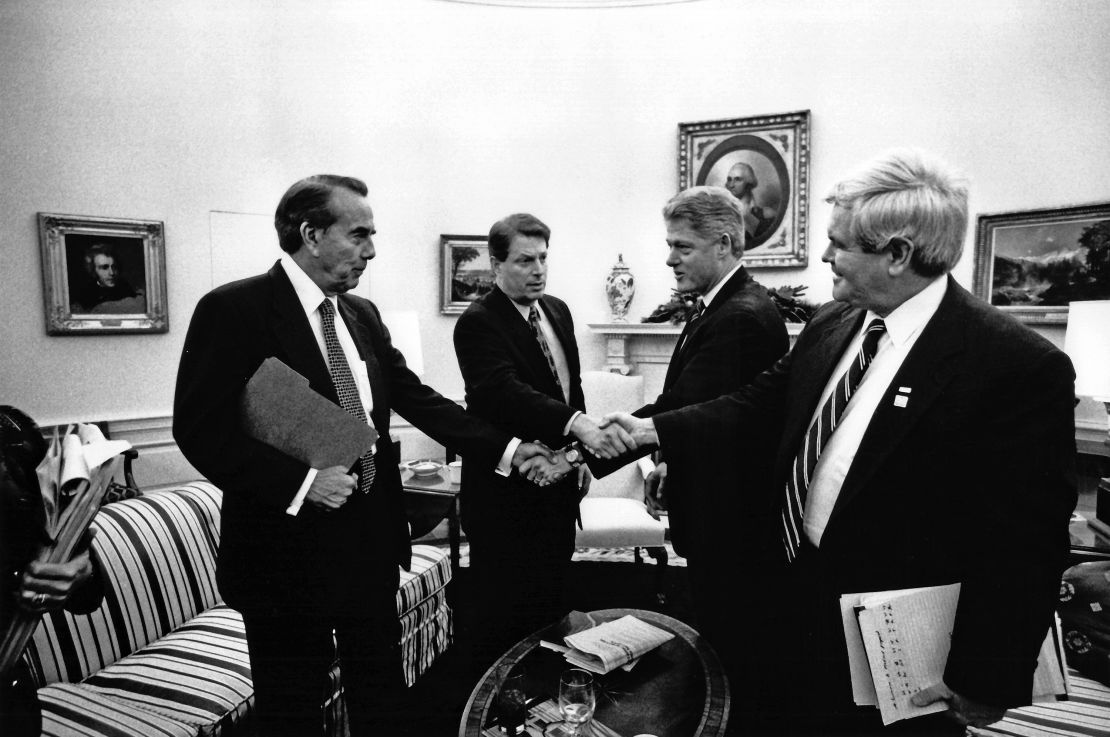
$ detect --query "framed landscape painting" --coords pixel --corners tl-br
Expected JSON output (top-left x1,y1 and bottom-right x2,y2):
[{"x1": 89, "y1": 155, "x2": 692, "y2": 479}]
[
  {"x1": 441, "y1": 234, "x2": 494, "y2": 315},
  {"x1": 678, "y1": 110, "x2": 810, "y2": 267},
  {"x1": 39, "y1": 212, "x2": 168, "y2": 335},
  {"x1": 973, "y1": 203, "x2": 1110, "y2": 324}
]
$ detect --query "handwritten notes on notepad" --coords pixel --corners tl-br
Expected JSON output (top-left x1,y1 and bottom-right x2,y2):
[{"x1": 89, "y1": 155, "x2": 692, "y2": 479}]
[{"x1": 841, "y1": 584, "x2": 1067, "y2": 725}]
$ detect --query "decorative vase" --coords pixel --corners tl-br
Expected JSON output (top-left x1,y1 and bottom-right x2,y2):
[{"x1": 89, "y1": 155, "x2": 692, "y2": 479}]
[{"x1": 605, "y1": 254, "x2": 635, "y2": 322}]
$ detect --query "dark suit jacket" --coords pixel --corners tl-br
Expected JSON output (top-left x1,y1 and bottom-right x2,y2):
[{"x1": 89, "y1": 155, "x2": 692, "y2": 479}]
[
  {"x1": 173, "y1": 261, "x2": 509, "y2": 616},
  {"x1": 654, "y1": 278, "x2": 1077, "y2": 708},
  {"x1": 636, "y1": 266, "x2": 787, "y2": 559},
  {"x1": 452, "y1": 286, "x2": 585, "y2": 545}
]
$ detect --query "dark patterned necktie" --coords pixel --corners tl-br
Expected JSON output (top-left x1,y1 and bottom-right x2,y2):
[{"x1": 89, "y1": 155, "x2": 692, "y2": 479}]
[
  {"x1": 529, "y1": 305, "x2": 563, "y2": 393},
  {"x1": 319, "y1": 299, "x2": 375, "y2": 494},
  {"x1": 677, "y1": 298, "x2": 705, "y2": 353},
  {"x1": 782, "y1": 317, "x2": 886, "y2": 561}
]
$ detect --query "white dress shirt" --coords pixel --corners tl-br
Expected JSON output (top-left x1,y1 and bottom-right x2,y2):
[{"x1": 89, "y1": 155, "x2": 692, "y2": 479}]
[
  {"x1": 803, "y1": 275, "x2": 948, "y2": 546},
  {"x1": 281, "y1": 255, "x2": 375, "y2": 515}
]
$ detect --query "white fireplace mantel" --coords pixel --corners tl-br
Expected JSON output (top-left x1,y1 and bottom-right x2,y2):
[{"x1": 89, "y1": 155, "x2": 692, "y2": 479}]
[{"x1": 587, "y1": 321, "x2": 804, "y2": 397}]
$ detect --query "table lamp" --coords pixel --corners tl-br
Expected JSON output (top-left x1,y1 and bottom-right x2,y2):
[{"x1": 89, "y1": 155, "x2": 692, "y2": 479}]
[
  {"x1": 1064, "y1": 300, "x2": 1110, "y2": 528},
  {"x1": 1065, "y1": 300, "x2": 1110, "y2": 440},
  {"x1": 378, "y1": 310, "x2": 425, "y2": 377}
]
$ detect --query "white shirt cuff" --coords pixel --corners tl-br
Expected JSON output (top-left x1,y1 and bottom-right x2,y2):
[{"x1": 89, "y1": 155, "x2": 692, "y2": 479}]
[
  {"x1": 496, "y1": 438, "x2": 522, "y2": 477},
  {"x1": 562, "y1": 410, "x2": 582, "y2": 437},
  {"x1": 636, "y1": 456, "x2": 656, "y2": 479},
  {"x1": 285, "y1": 468, "x2": 317, "y2": 516}
]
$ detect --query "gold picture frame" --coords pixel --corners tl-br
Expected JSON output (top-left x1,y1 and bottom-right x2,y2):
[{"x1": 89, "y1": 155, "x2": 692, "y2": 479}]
[{"x1": 39, "y1": 212, "x2": 168, "y2": 335}]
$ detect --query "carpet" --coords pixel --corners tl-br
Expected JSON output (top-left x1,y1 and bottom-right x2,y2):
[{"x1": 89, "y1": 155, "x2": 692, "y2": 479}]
[{"x1": 452, "y1": 541, "x2": 686, "y2": 568}]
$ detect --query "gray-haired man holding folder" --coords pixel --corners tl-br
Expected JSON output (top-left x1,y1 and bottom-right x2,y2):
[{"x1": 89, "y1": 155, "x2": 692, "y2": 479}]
[{"x1": 174, "y1": 174, "x2": 553, "y2": 737}]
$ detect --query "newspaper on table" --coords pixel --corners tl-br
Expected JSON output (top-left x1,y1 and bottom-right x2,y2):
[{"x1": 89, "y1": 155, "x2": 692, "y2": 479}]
[{"x1": 556, "y1": 614, "x2": 675, "y2": 675}]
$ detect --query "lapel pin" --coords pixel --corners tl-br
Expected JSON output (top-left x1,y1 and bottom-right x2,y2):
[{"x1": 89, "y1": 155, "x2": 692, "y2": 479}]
[{"x1": 894, "y1": 395, "x2": 909, "y2": 408}]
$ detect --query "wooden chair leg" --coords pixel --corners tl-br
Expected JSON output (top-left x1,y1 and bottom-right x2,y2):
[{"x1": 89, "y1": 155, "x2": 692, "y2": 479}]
[{"x1": 645, "y1": 545, "x2": 668, "y2": 606}]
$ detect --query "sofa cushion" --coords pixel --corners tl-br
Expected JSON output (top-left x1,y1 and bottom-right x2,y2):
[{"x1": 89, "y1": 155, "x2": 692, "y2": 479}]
[
  {"x1": 77, "y1": 604, "x2": 252, "y2": 737},
  {"x1": 24, "y1": 482, "x2": 223, "y2": 687},
  {"x1": 398, "y1": 545, "x2": 451, "y2": 615},
  {"x1": 968, "y1": 669, "x2": 1110, "y2": 737},
  {"x1": 39, "y1": 682, "x2": 195, "y2": 737}
]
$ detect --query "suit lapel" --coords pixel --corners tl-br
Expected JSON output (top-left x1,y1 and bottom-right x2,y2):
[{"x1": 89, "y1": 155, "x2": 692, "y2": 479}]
[
  {"x1": 827, "y1": 279, "x2": 967, "y2": 525},
  {"x1": 781, "y1": 308, "x2": 865, "y2": 456},
  {"x1": 269, "y1": 262, "x2": 336, "y2": 402},
  {"x1": 666, "y1": 266, "x2": 754, "y2": 389},
  {"x1": 487, "y1": 287, "x2": 561, "y2": 396}
]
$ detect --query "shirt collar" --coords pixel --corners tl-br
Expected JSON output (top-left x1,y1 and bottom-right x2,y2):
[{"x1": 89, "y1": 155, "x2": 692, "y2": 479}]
[
  {"x1": 866, "y1": 274, "x2": 948, "y2": 348},
  {"x1": 701, "y1": 260, "x2": 745, "y2": 308},
  {"x1": 281, "y1": 253, "x2": 334, "y2": 316},
  {"x1": 509, "y1": 295, "x2": 540, "y2": 323}
]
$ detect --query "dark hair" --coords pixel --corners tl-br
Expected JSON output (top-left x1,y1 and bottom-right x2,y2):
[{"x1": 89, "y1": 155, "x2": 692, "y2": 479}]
[
  {"x1": 83, "y1": 242, "x2": 120, "y2": 275},
  {"x1": 0, "y1": 406, "x2": 47, "y2": 504},
  {"x1": 274, "y1": 175, "x2": 369, "y2": 254},
  {"x1": 488, "y1": 213, "x2": 551, "y2": 262}
]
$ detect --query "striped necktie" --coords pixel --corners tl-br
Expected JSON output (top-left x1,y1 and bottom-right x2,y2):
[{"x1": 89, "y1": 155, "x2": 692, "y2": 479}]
[
  {"x1": 677, "y1": 298, "x2": 705, "y2": 352},
  {"x1": 319, "y1": 299, "x2": 376, "y2": 494},
  {"x1": 529, "y1": 305, "x2": 563, "y2": 394},
  {"x1": 782, "y1": 317, "x2": 886, "y2": 561}
]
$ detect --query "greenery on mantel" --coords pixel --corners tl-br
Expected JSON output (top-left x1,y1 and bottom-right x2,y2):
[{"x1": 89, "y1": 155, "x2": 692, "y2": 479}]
[{"x1": 641, "y1": 283, "x2": 818, "y2": 325}]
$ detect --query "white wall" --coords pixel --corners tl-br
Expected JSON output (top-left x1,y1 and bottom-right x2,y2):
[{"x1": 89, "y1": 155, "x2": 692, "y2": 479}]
[{"x1": 1, "y1": 0, "x2": 1108, "y2": 434}]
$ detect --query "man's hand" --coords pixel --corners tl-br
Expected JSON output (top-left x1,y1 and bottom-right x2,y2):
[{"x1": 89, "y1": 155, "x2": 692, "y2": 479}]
[
  {"x1": 910, "y1": 681, "x2": 1007, "y2": 728},
  {"x1": 644, "y1": 460, "x2": 667, "y2": 516},
  {"x1": 600, "y1": 412, "x2": 658, "y2": 448},
  {"x1": 305, "y1": 465, "x2": 357, "y2": 511},
  {"x1": 512, "y1": 441, "x2": 556, "y2": 470},
  {"x1": 577, "y1": 465, "x2": 592, "y2": 499},
  {"x1": 17, "y1": 551, "x2": 96, "y2": 612},
  {"x1": 520, "y1": 454, "x2": 570, "y2": 486},
  {"x1": 570, "y1": 414, "x2": 633, "y2": 459}
]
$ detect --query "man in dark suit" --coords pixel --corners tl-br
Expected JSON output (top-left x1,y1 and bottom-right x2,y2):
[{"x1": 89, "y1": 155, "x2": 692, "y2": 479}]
[
  {"x1": 604, "y1": 150, "x2": 1077, "y2": 734},
  {"x1": 173, "y1": 176, "x2": 552, "y2": 737},
  {"x1": 593, "y1": 186, "x2": 788, "y2": 691},
  {"x1": 452, "y1": 213, "x2": 626, "y2": 671}
]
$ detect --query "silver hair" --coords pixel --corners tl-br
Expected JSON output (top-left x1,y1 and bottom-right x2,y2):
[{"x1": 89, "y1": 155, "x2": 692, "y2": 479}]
[
  {"x1": 826, "y1": 148, "x2": 969, "y2": 277},
  {"x1": 662, "y1": 186, "x2": 746, "y2": 256}
]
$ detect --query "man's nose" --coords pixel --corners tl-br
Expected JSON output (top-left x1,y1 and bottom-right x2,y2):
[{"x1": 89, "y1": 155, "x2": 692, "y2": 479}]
[
  {"x1": 665, "y1": 249, "x2": 679, "y2": 267},
  {"x1": 820, "y1": 242, "x2": 836, "y2": 263},
  {"x1": 362, "y1": 240, "x2": 375, "y2": 260}
]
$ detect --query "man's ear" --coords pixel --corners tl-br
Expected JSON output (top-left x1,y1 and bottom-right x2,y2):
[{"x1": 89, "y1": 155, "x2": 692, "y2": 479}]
[
  {"x1": 717, "y1": 233, "x2": 733, "y2": 257},
  {"x1": 489, "y1": 256, "x2": 502, "y2": 279},
  {"x1": 886, "y1": 237, "x2": 915, "y2": 275},
  {"x1": 299, "y1": 222, "x2": 320, "y2": 256}
]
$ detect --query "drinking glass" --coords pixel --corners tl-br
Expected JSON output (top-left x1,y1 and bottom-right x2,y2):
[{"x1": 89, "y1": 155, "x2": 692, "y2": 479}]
[
  {"x1": 496, "y1": 670, "x2": 528, "y2": 735},
  {"x1": 557, "y1": 668, "x2": 595, "y2": 736}
]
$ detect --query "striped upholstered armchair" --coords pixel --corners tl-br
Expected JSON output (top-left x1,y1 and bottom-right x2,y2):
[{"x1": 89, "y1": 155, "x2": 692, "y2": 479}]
[{"x1": 20, "y1": 481, "x2": 453, "y2": 736}]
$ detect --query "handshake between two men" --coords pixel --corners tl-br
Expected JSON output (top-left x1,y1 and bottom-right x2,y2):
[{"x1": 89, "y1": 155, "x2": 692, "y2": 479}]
[
  {"x1": 304, "y1": 413, "x2": 657, "y2": 513},
  {"x1": 516, "y1": 411, "x2": 657, "y2": 490}
]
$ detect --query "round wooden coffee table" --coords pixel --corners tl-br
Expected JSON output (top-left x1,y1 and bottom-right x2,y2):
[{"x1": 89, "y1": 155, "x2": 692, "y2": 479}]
[{"x1": 459, "y1": 608, "x2": 729, "y2": 737}]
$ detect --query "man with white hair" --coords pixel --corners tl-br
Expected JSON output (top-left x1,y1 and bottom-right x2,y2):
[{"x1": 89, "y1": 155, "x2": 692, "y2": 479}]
[{"x1": 605, "y1": 149, "x2": 1077, "y2": 734}]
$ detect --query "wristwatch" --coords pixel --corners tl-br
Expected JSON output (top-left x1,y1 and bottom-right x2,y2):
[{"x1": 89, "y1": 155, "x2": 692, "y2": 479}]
[{"x1": 562, "y1": 443, "x2": 584, "y2": 467}]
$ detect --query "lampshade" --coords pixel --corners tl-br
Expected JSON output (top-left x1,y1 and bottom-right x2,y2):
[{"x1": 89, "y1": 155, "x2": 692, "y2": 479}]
[
  {"x1": 378, "y1": 311, "x2": 425, "y2": 377},
  {"x1": 1064, "y1": 300, "x2": 1110, "y2": 402}
]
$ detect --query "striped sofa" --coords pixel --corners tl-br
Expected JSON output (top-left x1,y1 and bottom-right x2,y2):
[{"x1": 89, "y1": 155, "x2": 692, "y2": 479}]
[{"x1": 20, "y1": 481, "x2": 454, "y2": 737}]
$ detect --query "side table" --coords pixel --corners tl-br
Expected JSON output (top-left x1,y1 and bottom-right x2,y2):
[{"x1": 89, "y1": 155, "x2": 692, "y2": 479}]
[{"x1": 401, "y1": 467, "x2": 463, "y2": 572}]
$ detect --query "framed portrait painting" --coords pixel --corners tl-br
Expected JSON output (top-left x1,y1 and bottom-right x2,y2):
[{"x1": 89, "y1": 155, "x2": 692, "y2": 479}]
[
  {"x1": 973, "y1": 203, "x2": 1110, "y2": 324},
  {"x1": 678, "y1": 110, "x2": 810, "y2": 267},
  {"x1": 38, "y1": 213, "x2": 168, "y2": 335},
  {"x1": 441, "y1": 234, "x2": 494, "y2": 315}
]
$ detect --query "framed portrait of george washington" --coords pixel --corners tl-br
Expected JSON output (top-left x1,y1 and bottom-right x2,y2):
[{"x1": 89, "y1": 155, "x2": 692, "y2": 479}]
[
  {"x1": 39, "y1": 213, "x2": 168, "y2": 335},
  {"x1": 678, "y1": 110, "x2": 810, "y2": 268},
  {"x1": 973, "y1": 203, "x2": 1110, "y2": 324}
]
